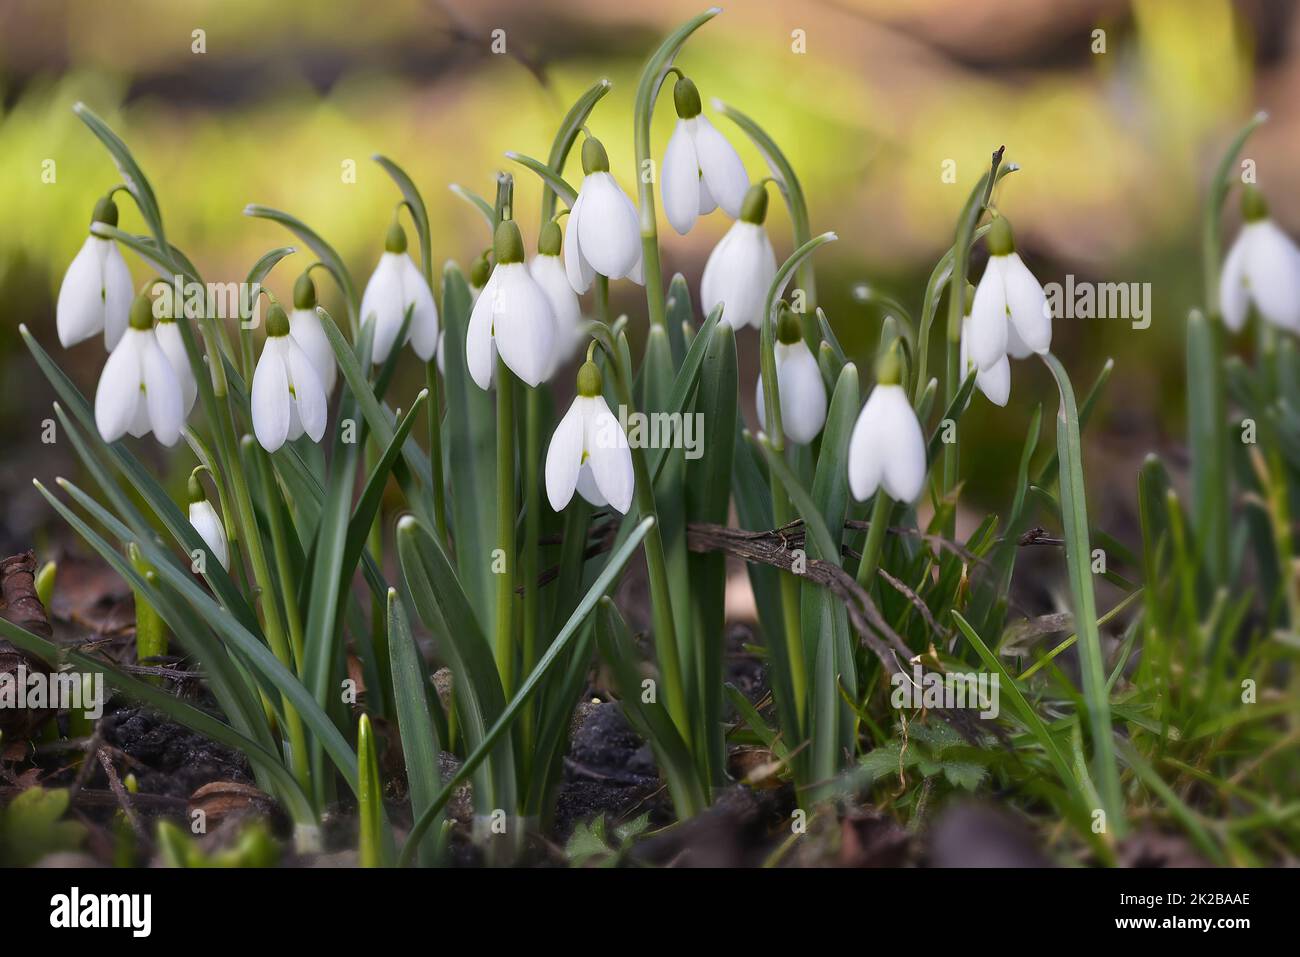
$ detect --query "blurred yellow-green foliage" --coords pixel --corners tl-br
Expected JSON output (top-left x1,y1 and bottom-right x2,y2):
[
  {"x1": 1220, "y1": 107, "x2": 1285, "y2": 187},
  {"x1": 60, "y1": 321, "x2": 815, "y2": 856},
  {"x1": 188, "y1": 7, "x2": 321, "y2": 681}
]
[{"x1": 1, "y1": 0, "x2": 1296, "y2": 542}]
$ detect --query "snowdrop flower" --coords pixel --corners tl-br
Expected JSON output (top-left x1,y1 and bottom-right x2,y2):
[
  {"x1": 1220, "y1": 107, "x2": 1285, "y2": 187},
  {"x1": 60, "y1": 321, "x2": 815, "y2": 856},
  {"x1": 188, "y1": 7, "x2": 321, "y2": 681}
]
[
  {"x1": 958, "y1": 283, "x2": 1010, "y2": 407},
  {"x1": 57, "y1": 195, "x2": 134, "y2": 350},
  {"x1": 848, "y1": 346, "x2": 926, "y2": 503},
  {"x1": 358, "y1": 221, "x2": 439, "y2": 365},
  {"x1": 1219, "y1": 186, "x2": 1300, "y2": 333},
  {"x1": 466, "y1": 219, "x2": 556, "y2": 390},
  {"x1": 700, "y1": 182, "x2": 778, "y2": 330},
  {"x1": 94, "y1": 293, "x2": 184, "y2": 446},
  {"x1": 251, "y1": 304, "x2": 327, "y2": 453},
  {"x1": 288, "y1": 271, "x2": 337, "y2": 394},
  {"x1": 565, "y1": 135, "x2": 644, "y2": 293},
  {"x1": 661, "y1": 74, "x2": 749, "y2": 235},
  {"x1": 531, "y1": 219, "x2": 583, "y2": 377},
  {"x1": 152, "y1": 306, "x2": 198, "y2": 419},
  {"x1": 545, "y1": 360, "x2": 634, "y2": 514},
  {"x1": 186, "y1": 473, "x2": 229, "y2": 572},
  {"x1": 755, "y1": 304, "x2": 826, "y2": 444},
  {"x1": 967, "y1": 216, "x2": 1052, "y2": 372}
]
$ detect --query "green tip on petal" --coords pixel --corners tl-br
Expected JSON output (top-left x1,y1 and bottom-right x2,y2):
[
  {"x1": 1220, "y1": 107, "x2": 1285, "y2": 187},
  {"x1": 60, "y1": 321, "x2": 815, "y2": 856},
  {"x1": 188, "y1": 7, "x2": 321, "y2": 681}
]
[
  {"x1": 581, "y1": 135, "x2": 610, "y2": 175},
  {"x1": 187, "y1": 474, "x2": 206, "y2": 503},
  {"x1": 91, "y1": 195, "x2": 119, "y2": 228},
  {"x1": 293, "y1": 271, "x2": 317, "y2": 310},
  {"x1": 385, "y1": 220, "x2": 408, "y2": 254},
  {"x1": 987, "y1": 215, "x2": 1015, "y2": 257},
  {"x1": 538, "y1": 219, "x2": 563, "y2": 257},
  {"x1": 740, "y1": 182, "x2": 769, "y2": 225},
  {"x1": 494, "y1": 219, "x2": 525, "y2": 265},
  {"x1": 266, "y1": 303, "x2": 290, "y2": 337},
  {"x1": 776, "y1": 302, "x2": 802, "y2": 344},
  {"x1": 128, "y1": 293, "x2": 155, "y2": 331},
  {"x1": 673, "y1": 75, "x2": 702, "y2": 119},
  {"x1": 875, "y1": 341, "x2": 903, "y2": 386},
  {"x1": 1242, "y1": 184, "x2": 1269, "y2": 223},
  {"x1": 576, "y1": 360, "x2": 603, "y2": 397},
  {"x1": 470, "y1": 252, "x2": 491, "y2": 288}
]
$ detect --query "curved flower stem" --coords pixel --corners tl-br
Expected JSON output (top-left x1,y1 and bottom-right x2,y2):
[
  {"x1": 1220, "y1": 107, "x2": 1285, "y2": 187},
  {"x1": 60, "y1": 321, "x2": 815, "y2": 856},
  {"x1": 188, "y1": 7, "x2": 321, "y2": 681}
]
[
  {"x1": 855, "y1": 492, "x2": 892, "y2": 588},
  {"x1": 633, "y1": 8, "x2": 721, "y2": 330},
  {"x1": 495, "y1": 358, "x2": 517, "y2": 695}
]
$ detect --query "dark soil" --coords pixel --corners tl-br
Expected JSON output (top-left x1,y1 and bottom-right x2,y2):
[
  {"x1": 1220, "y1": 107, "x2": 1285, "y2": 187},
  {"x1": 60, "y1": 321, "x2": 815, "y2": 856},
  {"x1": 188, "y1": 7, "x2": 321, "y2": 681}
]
[{"x1": 99, "y1": 705, "x2": 252, "y2": 799}]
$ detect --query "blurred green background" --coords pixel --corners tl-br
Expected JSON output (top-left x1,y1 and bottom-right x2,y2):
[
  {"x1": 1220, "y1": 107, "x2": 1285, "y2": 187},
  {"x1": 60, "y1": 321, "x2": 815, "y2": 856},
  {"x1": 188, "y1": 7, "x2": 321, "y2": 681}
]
[{"x1": 1, "y1": 0, "x2": 1295, "y2": 550}]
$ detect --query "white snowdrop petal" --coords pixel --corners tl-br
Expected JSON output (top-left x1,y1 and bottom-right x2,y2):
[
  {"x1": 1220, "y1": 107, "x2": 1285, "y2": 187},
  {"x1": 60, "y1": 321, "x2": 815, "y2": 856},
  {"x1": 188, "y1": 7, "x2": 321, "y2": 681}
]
[
  {"x1": 977, "y1": 354, "x2": 1011, "y2": 407},
  {"x1": 584, "y1": 397, "x2": 634, "y2": 514},
  {"x1": 777, "y1": 341, "x2": 828, "y2": 445},
  {"x1": 755, "y1": 374, "x2": 766, "y2": 432},
  {"x1": 1218, "y1": 231, "x2": 1250, "y2": 333},
  {"x1": 285, "y1": 338, "x2": 328, "y2": 442},
  {"x1": 1005, "y1": 318, "x2": 1035, "y2": 360},
  {"x1": 697, "y1": 173, "x2": 717, "y2": 215},
  {"x1": 662, "y1": 119, "x2": 702, "y2": 235},
  {"x1": 360, "y1": 253, "x2": 406, "y2": 364},
  {"x1": 465, "y1": 269, "x2": 500, "y2": 391},
  {"x1": 140, "y1": 333, "x2": 184, "y2": 446},
  {"x1": 545, "y1": 398, "x2": 586, "y2": 512},
  {"x1": 701, "y1": 222, "x2": 774, "y2": 330},
  {"x1": 1244, "y1": 220, "x2": 1300, "y2": 332},
  {"x1": 402, "y1": 255, "x2": 441, "y2": 360},
  {"x1": 577, "y1": 173, "x2": 642, "y2": 280},
  {"x1": 154, "y1": 322, "x2": 197, "y2": 416},
  {"x1": 101, "y1": 240, "x2": 134, "y2": 351},
  {"x1": 876, "y1": 385, "x2": 926, "y2": 502},
  {"x1": 692, "y1": 115, "x2": 749, "y2": 219},
  {"x1": 969, "y1": 257, "x2": 1010, "y2": 370},
  {"x1": 289, "y1": 308, "x2": 337, "y2": 395},
  {"x1": 94, "y1": 331, "x2": 144, "y2": 442},
  {"x1": 57, "y1": 236, "x2": 105, "y2": 348},
  {"x1": 189, "y1": 500, "x2": 230, "y2": 571},
  {"x1": 564, "y1": 188, "x2": 595, "y2": 294},
  {"x1": 1002, "y1": 252, "x2": 1052, "y2": 355},
  {"x1": 847, "y1": 394, "x2": 884, "y2": 502},
  {"x1": 252, "y1": 339, "x2": 292, "y2": 452},
  {"x1": 492, "y1": 263, "x2": 556, "y2": 387},
  {"x1": 575, "y1": 463, "x2": 608, "y2": 507},
  {"x1": 531, "y1": 256, "x2": 583, "y2": 376}
]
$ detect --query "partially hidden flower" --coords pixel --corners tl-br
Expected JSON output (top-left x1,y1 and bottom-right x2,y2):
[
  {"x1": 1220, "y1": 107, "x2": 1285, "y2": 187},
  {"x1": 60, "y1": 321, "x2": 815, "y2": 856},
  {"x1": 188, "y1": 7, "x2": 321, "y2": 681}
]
[
  {"x1": 153, "y1": 303, "x2": 198, "y2": 419},
  {"x1": 565, "y1": 135, "x2": 644, "y2": 293},
  {"x1": 57, "y1": 195, "x2": 134, "y2": 350},
  {"x1": 187, "y1": 473, "x2": 229, "y2": 571},
  {"x1": 358, "y1": 221, "x2": 439, "y2": 365},
  {"x1": 958, "y1": 283, "x2": 1010, "y2": 407},
  {"x1": 251, "y1": 304, "x2": 327, "y2": 452},
  {"x1": 531, "y1": 219, "x2": 583, "y2": 377},
  {"x1": 848, "y1": 345, "x2": 926, "y2": 503},
  {"x1": 289, "y1": 271, "x2": 338, "y2": 394},
  {"x1": 967, "y1": 216, "x2": 1052, "y2": 372},
  {"x1": 466, "y1": 219, "x2": 557, "y2": 390},
  {"x1": 700, "y1": 182, "x2": 778, "y2": 330},
  {"x1": 94, "y1": 292, "x2": 184, "y2": 446},
  {"x1": 661, "y1": 75, "x2": 749, "y2": 235},
  {"x1": 545, "y1": 359, "x2": 634, "y2": 514},
  {"x1": 1220, "y1": 185, "x2": 1300, "y2": 333},
  {"x1": 755, "y1": 304, "x2": 827, "y2": 444}
]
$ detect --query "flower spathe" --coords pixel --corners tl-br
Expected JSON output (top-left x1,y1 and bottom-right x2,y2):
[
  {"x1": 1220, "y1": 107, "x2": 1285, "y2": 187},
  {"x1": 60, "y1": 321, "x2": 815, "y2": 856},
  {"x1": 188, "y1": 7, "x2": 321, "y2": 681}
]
[
  {"x1": 1219, "y1": 186, "x2": 1300, "y2": 333},
  {"x1": 187, "y1": 475, "x2": 229, "y2": 571},
  {"x1": 564, "y1": 135, "x2": 644, "y2": 293},
  {"x1": 967, "y1": 216, "x2": 1052, "y2": 372},
  {"x1": 847, "y1": 351, "x2": 926, "y2": 503},
  {"x1": 289, "y1": 272, "x2": 338, "y2": 394},
  {"x1": 94, "y1": 293, "x2": 184, "y2": 446},
  {"x1": 251, "y1": 304, "x2": 327, "y2": 453},
  {"x1": 755, "y1": 310, "x2": 827, "y2": 444},
  {"x1": 700, "y1": 183, "x2": 777, "y2": 330},
  {"x1": 358, "y1": 222, "x2": 439, "y2": 364},
  {"x1": 661, "y1": 75, "x2": 749, "y2": 235},
  {"x1": 466, "y1": 220, "x2": 557, "y2": 390},
  {"x1": 545, "y1": 361, "x2": 634, "y2": 514},
  {"x1": 57, "y1": 196, "x2": 134, "y2": 350}
]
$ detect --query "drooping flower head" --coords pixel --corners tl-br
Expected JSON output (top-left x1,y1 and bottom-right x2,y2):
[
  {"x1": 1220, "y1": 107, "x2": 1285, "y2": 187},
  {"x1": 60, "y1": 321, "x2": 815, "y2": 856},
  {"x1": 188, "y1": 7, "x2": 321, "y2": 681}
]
[
  {"x1": 958, "y1": 282, "x2": 1010, "y2": 407},
  {"x1": 565, "y1": 135, "x2": 644, "y2": 293},
  {"x1": 848, "y1": 343, "x2": 927, "y2": 504},
  {"x1": 94, "y1": 292, "x2": 184, "y2": 446},
  {"x1": 251, "y1": 303, "x2": 327, "y2": 453},
  {"x1": 701, "y1": 181, "x2": 778, "y2": 330},
  {"x1": 289, "y1": 270, "x2": 338, "y2": 394},
  {"x1": 57, "y1": 194, "x2": 134, "y2": 350},
  {"x1": 466, "y1": 218, "x2": 557, "y2": 390},
  {"x1": 545, "y1": 358, "x2": 634, "y2": 514},
  {"x1": 1219, "y1": 185, "x2": 1300, "y2": 333},
  {"x1": 756, "y1": 303, "x2": 827, "y2": 444},
  {"x1": 531, "y1": 218, "x2": 583, "y2": 378},
  {"x1": 661, "y1": 74, "x2": 749, "y2": 235},
  {"x1": 358, "y1": 220, "x2": 439, "y2": 365},
  {"x1": 967, "y1": 216, "x2": 1052, "y2": 372},
  {"x1": 187, "y1": 471, "x2": 230, "y2": 572},
  {"x1": 150, "y1": 286, "x2": 198, "y2": 419}
]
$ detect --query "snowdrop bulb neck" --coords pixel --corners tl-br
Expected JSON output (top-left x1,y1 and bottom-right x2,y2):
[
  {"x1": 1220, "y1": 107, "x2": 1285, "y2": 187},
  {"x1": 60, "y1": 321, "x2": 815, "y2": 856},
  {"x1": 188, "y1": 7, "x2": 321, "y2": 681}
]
[
  {"x1": 494, "y1": 219, "x2": 526, "y2": 265},
  {"x1": 576, "y1": 359, "x2": 602, "y2": 397},
  {"x1": 385, "y1": 221, "x2": 408, "y2": 254},
  {"x1": 776, "y1": 303, "x2": 802, "y2": 344},
  {"x1": 740, "y1": 182, "x2": 769, "y2": 225},
  {"x1": 128, "y1": 293, "x2": 155, "y2": 331},
  {"x1": 293, "y1": 271, "x2": 317, "y2": 310},
  {"x1": 91, "y1": 194, "x2": 119, "y2": 228},
  {"x1": 875, "y1": 341, "x2": 903, "y2": 386},
  {"x1": 987, "y1": 216, "x2": 1015, "y2": 257},
  {"x1": 1241, "y1": 185, "x2": 1268, "y2": 223},
  {"x1": 538, "y1": 220, "x2": 563, "y2": 257},
  {"x1": 266, "y1": 303, "x2": 290, "y2": 338},
  {"x1": 582, "y1": 136, "x2": 610, "y2": 174},
  {"x1": 673, "y1": 75, "x2": 702, "y2": 119}
]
